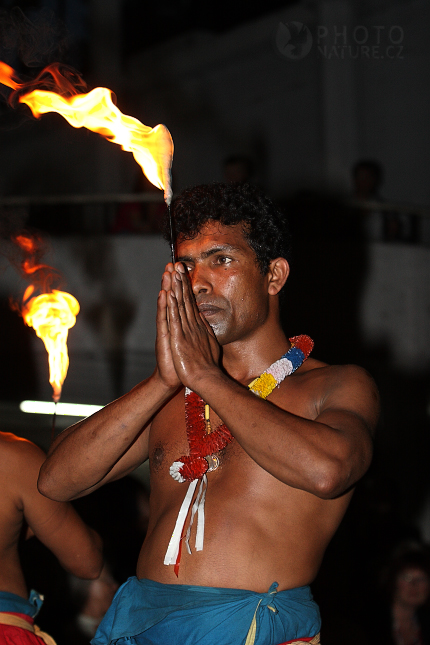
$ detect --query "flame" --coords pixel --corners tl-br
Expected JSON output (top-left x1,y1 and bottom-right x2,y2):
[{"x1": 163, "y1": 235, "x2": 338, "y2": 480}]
[
  {"x1": 13, "y1": 233, "x2": 79, "y2": 403},
  {"x1": 0, "y1": 63, "x2": 174, "y2": 204},
  {"x1": 22, "y1": 290, "x2": 79, "y2": 402},
  {"x1": 15, "y1": 234, "x2": 54, "y2": 276},
  {"x1": 0, "y1": 62, "x2": 20, "y2": 90}
]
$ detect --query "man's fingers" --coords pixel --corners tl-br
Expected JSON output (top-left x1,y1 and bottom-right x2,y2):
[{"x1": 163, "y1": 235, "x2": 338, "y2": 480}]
[
  {"x1": 156, "y1": 290, "x2": 169, "y2": 335},
  {"x1": 161, "y1": 270, "x2": 174, "y2": 292},
  {"x1": 176, "y1": 264, "x2": 201, "y2": 324},
  {"x1": 167, "y1": 289, "x2": 185, "y2": 336},
  {"x1": 171, "y1": 271, "x2": 189, "y2": 326},
  {"x1": 171, "y1": 269, "x2": 199, "y2": 330}
]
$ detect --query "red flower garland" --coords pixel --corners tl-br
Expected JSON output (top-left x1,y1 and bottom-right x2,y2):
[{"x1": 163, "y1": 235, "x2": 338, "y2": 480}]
[{"x1": 174, "y1": 391, "x2": 233, "y2": 482}]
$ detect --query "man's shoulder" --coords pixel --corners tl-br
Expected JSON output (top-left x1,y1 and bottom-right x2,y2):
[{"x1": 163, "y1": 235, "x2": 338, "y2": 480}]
[
  {"x1": 0, "y1": 432, "x2": 45, "y2": 470},
  {"x1": 288, "y1": 359, "x2": 379, "y2": 423},
  {"x1": 0, "y1": 435, "x2": 46, "y2": 514},
  {"x1": 300, "y1": 358, "x2": 375, "y2": 386}
]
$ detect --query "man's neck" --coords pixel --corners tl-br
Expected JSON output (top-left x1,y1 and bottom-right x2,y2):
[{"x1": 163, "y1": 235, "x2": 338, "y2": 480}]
[{"x1": 221, "y1": 324, "x2": 290, "y2": 385}]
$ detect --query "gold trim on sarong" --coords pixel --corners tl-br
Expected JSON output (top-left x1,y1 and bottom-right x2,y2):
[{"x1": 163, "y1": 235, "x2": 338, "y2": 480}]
[
  {"x1": 244, "y1": 591, "x2": 321, "y2": 645},
  {"x1": 0, "y1": 612, "x2": 57, "y2": 645}
]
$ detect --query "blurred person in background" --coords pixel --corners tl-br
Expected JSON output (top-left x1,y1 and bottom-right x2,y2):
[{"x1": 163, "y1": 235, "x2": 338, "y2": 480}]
[
  {"x1": 352, "y1": 159, "x2": 386, "y2": 242},
  {"x1": 370, "y1": 546, "x2": 430, "y2": 645},
  {"x1": 351, "y1": 159, "x2": 416, "y2": 242},
  {"x1": 352, "y1": 160, "x2": 384, "y2": 203},
  {"x1": 110, "y1": 175, "x2": 164, "y2": 235},
  {"x1": 0, "y1": 431, "x2": 103, "y2": 645}
]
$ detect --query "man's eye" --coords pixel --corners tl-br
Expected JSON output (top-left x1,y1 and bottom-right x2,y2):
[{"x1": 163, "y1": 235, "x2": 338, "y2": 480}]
[{"x1": 215, "y1": 256, "x2": 232, "y2": 265}]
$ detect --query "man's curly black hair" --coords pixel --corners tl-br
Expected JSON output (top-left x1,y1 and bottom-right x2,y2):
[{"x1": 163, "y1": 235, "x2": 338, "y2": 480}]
[{"x1": 164, "y1": 182, "x2": 292, "y2": 275}]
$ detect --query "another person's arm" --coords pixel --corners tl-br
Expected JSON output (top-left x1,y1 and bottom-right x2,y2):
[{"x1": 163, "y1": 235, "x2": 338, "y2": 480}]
[{"x1": 15, "y1": 438, "x2": 103, "y2": 579}]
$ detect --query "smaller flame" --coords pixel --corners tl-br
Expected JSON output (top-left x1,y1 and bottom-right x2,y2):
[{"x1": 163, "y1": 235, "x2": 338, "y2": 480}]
[
  {"x1": 15, "y1": 234, "x2": 55, "y2": 276},
  {"x1": 22, "y1": 290, "x2": 79, "y2": 402}
]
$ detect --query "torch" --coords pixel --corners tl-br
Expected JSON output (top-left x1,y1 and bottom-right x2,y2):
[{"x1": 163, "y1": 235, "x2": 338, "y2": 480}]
[{"x1": 14, "y1": 233, "x2": 80, "y2": 442}]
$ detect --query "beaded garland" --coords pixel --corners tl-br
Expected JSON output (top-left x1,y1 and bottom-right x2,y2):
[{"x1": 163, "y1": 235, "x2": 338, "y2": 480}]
[
  {"x1": 164, "y1": 335, "x2": 314, "y2": 574},
  {"x1": 248, "y1": 334, "x2": 314, "y2": 399}
]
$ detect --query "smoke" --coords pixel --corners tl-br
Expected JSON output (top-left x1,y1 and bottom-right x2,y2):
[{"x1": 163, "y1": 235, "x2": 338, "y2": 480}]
[
  {"x1": 0, "y1": 211, "x2": 63, "y2": 311},
  {"x1": 0, "y1": 7, "x2": 81, "y2": 121},
  {"x1": 0, "y1": 6, "x2": 69, "y2": 69},
  {"x1": 0, "y1": 207, "x2": 28, "y2": 280}
]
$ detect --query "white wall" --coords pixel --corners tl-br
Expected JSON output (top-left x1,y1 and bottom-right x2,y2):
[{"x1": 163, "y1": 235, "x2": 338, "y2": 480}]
[{"x1": 360, "y1": 242, "x2": 430, "y2": 372}]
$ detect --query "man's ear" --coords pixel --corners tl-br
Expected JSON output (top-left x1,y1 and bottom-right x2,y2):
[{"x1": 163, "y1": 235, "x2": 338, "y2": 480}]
[{"x1": 267, "y1": 257, "x2": 289, "y2": 295}]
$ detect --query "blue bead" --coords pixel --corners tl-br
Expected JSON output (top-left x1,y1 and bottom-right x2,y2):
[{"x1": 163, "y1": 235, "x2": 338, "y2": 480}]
[{"x1": 282, "y1": 347, "x2": 304, "y2": 372}]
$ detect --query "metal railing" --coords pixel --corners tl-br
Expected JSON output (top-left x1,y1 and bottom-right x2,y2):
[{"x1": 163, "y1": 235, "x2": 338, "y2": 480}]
[{"x1": 0, "y1": 192, "x2": 164, "y2": 206}]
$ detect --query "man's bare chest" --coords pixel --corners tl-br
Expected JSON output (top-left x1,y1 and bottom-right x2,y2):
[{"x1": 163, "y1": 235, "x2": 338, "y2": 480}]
[
  {"x1": 149, "y1": 409, "x2": 244, "y2": 482},
  {"x1": 147, "y1": 379, "x2": 318, "y2": 484}
]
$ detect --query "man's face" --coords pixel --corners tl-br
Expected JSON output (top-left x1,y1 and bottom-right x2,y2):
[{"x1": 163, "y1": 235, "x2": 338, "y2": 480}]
[{"x1": 176, "y1": 221, "x2": 271, "y2": 346}]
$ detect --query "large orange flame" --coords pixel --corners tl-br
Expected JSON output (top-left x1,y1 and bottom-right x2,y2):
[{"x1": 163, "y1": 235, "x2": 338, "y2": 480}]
[
  {"x1": 0, "y1": 63, "x2": 174, "y2": 204},
  {"x1": 22, "y1": 290, "x2": 79, "y2": 402},
  {"x1": 13, "y1": 233, "x2": 79, "y2": 402}
]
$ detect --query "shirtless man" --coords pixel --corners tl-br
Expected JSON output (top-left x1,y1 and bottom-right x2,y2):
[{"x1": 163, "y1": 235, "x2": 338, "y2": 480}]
[
  {"x1": 38, "y1": 182, "x2": 379, "y2": 645},
  {"x1": 0, "y1": 432, "x2": 103, "y2": 643}
]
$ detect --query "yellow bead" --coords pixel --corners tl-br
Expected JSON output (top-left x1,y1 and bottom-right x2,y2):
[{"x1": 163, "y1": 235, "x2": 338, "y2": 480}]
[{"x1": 249, "y1": 372, "x2": 277, "y2": 399}]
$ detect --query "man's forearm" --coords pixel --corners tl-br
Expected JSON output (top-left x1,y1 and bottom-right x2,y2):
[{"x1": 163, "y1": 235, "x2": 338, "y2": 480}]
[
  {"x1": 193, "y1": 369, "x2": 373, "y2": 499},
  {"x1": 38, "y1": 372, "x2": 177, "y2": 501}
]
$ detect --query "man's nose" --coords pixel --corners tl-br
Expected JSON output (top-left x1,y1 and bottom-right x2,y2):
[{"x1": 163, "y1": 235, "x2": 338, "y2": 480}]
[{"x1": 189, "y1": 264, "x2": 212, "y2": 295}]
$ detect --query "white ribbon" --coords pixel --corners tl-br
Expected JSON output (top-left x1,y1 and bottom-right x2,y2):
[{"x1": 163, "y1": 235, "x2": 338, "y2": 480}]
[
  {"x1": 164, "y1": 478, "x2": 198, "y2": 565},
  {"x1": 185, "y1": 474, "x2": 207, "y2": 554},
  {"x1": 164, "y1": 474, "x2": 208, "y2": 566}
]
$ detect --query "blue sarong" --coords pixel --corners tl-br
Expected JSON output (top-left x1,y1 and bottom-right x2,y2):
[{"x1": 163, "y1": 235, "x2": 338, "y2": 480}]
[
  {"x1": 0, "y1": 590, "x2": 43, "y2": 618},
  {"x1": 91, "y1": 577, "x2": 321, "y2": 645}
]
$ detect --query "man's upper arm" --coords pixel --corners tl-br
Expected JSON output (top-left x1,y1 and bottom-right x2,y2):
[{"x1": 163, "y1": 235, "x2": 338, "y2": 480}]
[
  {"x1": 317, "y1": 364, "x2": 379, "y2": 432},
  {"x1": 314, "y1": 364, "x2": 379, "y2": 487}
]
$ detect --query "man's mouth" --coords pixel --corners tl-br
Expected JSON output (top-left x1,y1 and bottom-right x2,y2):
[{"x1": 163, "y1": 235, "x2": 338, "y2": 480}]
[{"x1": 197, "y1": 304, "x2": 222, "y2": 317}]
